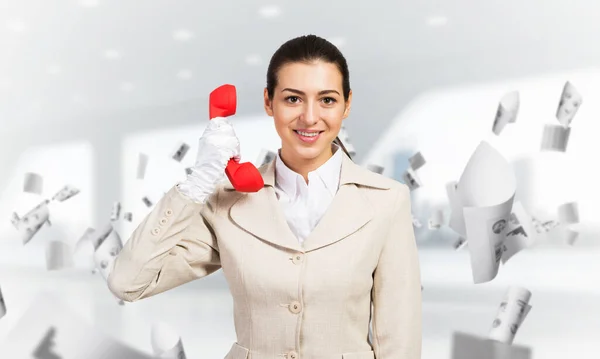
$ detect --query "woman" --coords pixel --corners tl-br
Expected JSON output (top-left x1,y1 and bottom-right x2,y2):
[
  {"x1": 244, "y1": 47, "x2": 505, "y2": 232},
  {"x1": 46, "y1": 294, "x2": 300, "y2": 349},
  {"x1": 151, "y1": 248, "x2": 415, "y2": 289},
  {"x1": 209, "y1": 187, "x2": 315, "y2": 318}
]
[{"x1": 108, "y1": 35, "x2": 421, "y2": 359}]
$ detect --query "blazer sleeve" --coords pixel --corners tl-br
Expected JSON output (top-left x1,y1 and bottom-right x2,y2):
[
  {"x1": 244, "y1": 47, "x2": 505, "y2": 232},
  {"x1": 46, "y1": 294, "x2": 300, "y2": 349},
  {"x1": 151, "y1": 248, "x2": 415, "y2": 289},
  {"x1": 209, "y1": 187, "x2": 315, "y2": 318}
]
[
  {"x1": 371, "y1": 184, "x2": 422, "y2": 359},
  {"x1": 107, "y1": 184, "x2": 221, "y2": 302}
]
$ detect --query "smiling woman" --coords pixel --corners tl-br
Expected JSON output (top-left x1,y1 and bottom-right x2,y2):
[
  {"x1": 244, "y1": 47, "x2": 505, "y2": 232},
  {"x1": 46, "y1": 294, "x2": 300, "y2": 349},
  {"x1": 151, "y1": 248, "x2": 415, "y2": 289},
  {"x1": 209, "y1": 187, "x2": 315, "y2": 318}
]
[{"x1": 109, "y1": 34, "x2": 421, "y2": 359}]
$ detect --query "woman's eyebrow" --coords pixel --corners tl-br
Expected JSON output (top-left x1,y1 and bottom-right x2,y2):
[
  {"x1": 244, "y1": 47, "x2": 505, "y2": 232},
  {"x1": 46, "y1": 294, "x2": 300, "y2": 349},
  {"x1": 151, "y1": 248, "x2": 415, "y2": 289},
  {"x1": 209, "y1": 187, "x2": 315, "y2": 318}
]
[{"x1": 281, "y1": 88, "x2": 341, "y2": 96}]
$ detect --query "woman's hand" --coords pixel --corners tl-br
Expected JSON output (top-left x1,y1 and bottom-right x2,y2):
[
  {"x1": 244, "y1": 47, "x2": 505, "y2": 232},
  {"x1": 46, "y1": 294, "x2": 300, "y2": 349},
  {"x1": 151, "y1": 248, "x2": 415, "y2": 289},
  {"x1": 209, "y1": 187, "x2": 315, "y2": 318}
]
[{"x1": 177, "y1": 117, "x2": 241, "y2": 204}]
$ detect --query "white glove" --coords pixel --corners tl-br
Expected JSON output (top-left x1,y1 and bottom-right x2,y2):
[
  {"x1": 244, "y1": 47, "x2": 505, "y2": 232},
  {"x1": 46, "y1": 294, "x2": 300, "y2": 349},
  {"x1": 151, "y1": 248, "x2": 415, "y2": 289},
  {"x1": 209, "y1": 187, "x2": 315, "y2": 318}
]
[{"x1": 177, "y1": 117, "x2": 241, "y2": 204}]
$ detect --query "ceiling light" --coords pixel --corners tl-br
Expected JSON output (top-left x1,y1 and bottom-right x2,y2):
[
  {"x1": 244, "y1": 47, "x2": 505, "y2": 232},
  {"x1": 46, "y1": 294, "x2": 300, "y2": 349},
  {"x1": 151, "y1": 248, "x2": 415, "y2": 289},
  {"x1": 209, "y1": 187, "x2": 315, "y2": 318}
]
[
  {"x1": 6, "y1": 19, "x2": 27, "y2": 33},
  {"x1": 172, "y1": 29, "x2": 194, "y2": 42},
  {"x1": 245, "y1": 54, "x2": 262, "y2": 66},
  {"x1": 104, "y1": 49, "x2": 121, "y2": 60},
  {"x1": 327, "y1": 37, "x2": 346, "y2": 48},
  {"x1": 258, "y1": 6, "x2": 281, "y2": 18},
  {"x1": 426, "y1": 15, "x2": 448, "y2": 27},
  {"x1": 176, "y1": 69, "x2": 193, "y2": 80},
  {"x1": 120, "y1": 82, "x2": 134, "y2": 92}
]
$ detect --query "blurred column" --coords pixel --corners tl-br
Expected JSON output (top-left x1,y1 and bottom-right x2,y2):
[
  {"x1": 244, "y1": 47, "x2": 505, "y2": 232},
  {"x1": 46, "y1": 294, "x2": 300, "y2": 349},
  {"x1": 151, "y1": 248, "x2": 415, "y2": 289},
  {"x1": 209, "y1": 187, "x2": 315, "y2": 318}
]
[{"x1": 90, "y1": 128, "x2": 124, "y2": 332}]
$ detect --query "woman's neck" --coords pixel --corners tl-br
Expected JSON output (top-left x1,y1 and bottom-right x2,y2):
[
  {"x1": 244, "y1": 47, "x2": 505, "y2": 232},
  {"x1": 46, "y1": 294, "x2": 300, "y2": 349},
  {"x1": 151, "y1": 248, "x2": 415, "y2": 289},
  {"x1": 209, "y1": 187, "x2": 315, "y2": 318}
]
[{"x1": 279, "y1": 146, "x2": 334, "y2": 184}]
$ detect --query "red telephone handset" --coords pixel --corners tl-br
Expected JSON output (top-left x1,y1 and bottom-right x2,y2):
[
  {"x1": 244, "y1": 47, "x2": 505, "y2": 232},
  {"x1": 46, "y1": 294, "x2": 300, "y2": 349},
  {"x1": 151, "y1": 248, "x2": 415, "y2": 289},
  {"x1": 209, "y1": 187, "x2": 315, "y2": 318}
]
[{"x1": 209, "y1": 84, "x2": 264, "y2": 192}]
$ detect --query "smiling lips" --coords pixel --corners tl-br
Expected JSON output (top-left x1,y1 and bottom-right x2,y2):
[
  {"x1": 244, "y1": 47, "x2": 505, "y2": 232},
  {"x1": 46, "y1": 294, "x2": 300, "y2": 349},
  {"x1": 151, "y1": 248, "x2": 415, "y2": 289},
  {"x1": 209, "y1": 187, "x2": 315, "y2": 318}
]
[{"x1": 293, "y1": 129, "x2": 323, "y2": 143}]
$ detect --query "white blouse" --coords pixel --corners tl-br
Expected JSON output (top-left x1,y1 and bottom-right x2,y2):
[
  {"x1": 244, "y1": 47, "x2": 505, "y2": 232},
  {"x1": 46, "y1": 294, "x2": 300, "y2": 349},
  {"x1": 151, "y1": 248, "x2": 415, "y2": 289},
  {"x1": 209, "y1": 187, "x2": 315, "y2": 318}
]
[{"x1": 273, "y1": 145, "x2": 343, "y2": 243}]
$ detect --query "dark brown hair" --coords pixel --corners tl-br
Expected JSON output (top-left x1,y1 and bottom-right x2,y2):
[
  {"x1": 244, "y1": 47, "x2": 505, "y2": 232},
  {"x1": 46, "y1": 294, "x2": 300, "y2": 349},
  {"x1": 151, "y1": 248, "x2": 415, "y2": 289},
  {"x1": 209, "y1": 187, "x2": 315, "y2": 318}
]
[{"x1": 266, "y1": 34, "x2": 353, "y2": 160}]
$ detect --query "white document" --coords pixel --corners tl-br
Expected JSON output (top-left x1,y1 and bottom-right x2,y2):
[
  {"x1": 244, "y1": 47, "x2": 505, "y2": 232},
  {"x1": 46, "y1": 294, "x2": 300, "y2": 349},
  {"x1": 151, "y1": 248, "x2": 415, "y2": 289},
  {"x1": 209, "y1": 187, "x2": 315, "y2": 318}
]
[
  {"x1": 408, "y1": 151, "x2": 426, "y2": 170},
  {"x1": 557, "y1": 201, "x2": 579, "y2": 225},
  {"x1": 151, "y1": 322, "x2": 187, "y2": 359},
  {"x1": 171, "y1": 142, "x2": 190, "y2": 162},
  {"x1": 23, "y1": 172, "x2": 44, "y2": 195},
  {"x1": 402, "y1": 166, "x2": 422, "y2": 191},
  {"x1": 0, "y1": 285, "x2": 6, "y2": 320},
  {"x1": 256, "y1": 148, "x2": 277, "y2": 167},
  {"x1": 455, "y1": 141, "x2": 516, "y2": 283},
  {"x1": 489, "y1": 287, "x2": 532, "y2": 345},
  {"x1": 541, "y1": 124, "x2": 571, "y2": 152},
  {"x1": 447, "y1": 181, "x2": 466, "y2": 237},
  {"x1": 51, "y1": 184, "x2": 80, "y2": 202},
  {"x1": 142, "y1": 196, "x2": 153, "y2": 208},
  {"x1": 453, "y1": 237, "x2": 468, "y2": 251},
  {"x1": 10, "y1": 212, "x2": 20, "y2": 229},
  {"x1": 92, "y1": 225, "x2": 124, "y2": 305},
  {"x1": 411, "y1": 214, "x2": 422, "y2": 228},
  {"x1": 556, "y1": 81, "x2": 582, "y2": 127},
  {"x1": 16, "y1": 200, "x2": 51, "y2": 245},
  {"x1": 501, "y1": 201, "x2": 537, "y2": 264},
  {"x1": 0, "y1": 292, "x2": 153, "y2": 358},
  {"x1": 492, "y1": 91, "x2": 520, "y2": 135},
  {"x1": 337, "y1": 125, "x2": 356, "y2": 158},
  {"x1": 452, "y1": 331, "x2": 532, "y2": 359},
  {"x1": 110, "y1": 201, "x2": 121, "y2": 221},
  {"x1": 93, "y1": 227, "x2": 123, "y2": 281},
  {"x1": 46, "y1": 240, "x2": 74, "y2": 271},
  {"x1": 428, "y1": 209, "x2": 444, "y2": 230},
  {"x1": 366, "y1": 164, "x2": 384, "y2": 174},
  {"x1": 123, "y1": 212, "x2": 133, "y2": 222},
  {"x1": 137, "y1": 153, "x2": 149, "y2": 180}
]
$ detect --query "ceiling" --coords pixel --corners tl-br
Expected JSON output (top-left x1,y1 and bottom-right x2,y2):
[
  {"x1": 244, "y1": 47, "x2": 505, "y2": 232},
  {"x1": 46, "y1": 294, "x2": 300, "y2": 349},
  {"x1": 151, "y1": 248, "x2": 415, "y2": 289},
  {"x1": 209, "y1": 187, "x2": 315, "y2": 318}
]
[{"x1": 2, "y1": 0, "x2": 600, "y2": 156}]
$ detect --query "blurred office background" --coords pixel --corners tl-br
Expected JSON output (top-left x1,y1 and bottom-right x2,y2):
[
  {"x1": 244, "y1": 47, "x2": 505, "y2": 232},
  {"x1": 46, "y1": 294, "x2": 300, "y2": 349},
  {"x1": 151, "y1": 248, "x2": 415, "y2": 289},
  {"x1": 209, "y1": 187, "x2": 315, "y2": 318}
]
[{"x1": 1, "y1": 0, "x2": 599, "y2": 358}]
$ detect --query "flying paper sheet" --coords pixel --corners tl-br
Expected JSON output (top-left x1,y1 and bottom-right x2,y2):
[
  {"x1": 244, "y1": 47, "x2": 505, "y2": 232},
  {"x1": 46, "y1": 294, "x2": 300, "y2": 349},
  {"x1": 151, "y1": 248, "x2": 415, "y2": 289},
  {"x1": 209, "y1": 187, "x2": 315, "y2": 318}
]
[
  {"x1": 0, "y1": 292, "x2": 153, "y2": 358},
  {"x1": 171, "y1": 142, "x2": 190, "y2": 162},
  {"x1": 452, "y1": 332, "x2": 532, "y2": 359},
  {"x1": 492, "y1": 91, "x2": 520, "y2": 135},
  {"x1": 46, "y1": 240, "x2": 74, "y2": 271},
  {"x1": 489, "y1": 287, "x2": 532, "y2": 345},
  {"x1": 16, "y1": 200, "x2": 51, "y2": 245},
  {"x1": 151, "y1": 322, "x2": 187, "y2": 359},
  {"x1": 408, "y1": 151, "x2": 426, "y2": 171},
  {"x1": 556, "y1": 81, "x2": 582, "y2": 127},
  {"x1": 454, "y1": 141, "x2": 516, "y2": 283},
  {"x1": 0, "y1": 285, "x2": 6, "y2": 320},
  {"x1": 541, "y1": 124, "x2": 570, "y2": 152},
  {"x1": 23, "y1": 172, "x2": 44, "y2": 195},
  {"x1": 51, "y1": 185, "x2": 80, "y2": 202},
  {"x1": 256, "y1": 148, "x2": 277, "y2": 167},
  {"x1": 501, "y1": 201, "x2": 537, "y2": 264},
  {"x1": 366, "y1": 164, "x2": 384, "y2": 174}
]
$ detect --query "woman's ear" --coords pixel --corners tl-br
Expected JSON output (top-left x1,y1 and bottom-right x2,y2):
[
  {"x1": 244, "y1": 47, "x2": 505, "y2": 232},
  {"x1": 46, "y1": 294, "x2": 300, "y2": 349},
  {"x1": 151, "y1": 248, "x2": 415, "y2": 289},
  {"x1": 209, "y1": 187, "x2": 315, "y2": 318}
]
[
  {"x1": 343, "y1": 90, "x2": 353, "y2": 119},
  {"x1": 263, "y1": 88, "x2": 274, "y2": 117}
]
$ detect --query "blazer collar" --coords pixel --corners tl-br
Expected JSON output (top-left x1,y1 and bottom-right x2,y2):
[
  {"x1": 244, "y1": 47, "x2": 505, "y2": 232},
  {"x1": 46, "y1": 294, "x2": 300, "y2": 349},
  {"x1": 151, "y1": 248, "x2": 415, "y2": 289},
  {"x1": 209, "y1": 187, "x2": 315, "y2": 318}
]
[
  {"x1": 227, "y1": 151, "x2": 392, "y2": 252},
  {"x1": 224, "y1": 150, "x2": 392, "y2": 191}
]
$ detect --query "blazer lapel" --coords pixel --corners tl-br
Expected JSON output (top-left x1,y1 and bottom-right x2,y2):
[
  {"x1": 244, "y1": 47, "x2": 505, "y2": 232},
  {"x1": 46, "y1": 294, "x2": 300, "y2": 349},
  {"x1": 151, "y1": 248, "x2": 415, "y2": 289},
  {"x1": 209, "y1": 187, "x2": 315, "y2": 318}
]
[
  {"x1": 301, "y1": 153, "x2": 391, "y2": 252},
  {"x1": 227, "y1": 159, "x2": 302, "y2": 252},
  {"x1": 227, "y1": 150, "x2": 392, "y2": 253}
]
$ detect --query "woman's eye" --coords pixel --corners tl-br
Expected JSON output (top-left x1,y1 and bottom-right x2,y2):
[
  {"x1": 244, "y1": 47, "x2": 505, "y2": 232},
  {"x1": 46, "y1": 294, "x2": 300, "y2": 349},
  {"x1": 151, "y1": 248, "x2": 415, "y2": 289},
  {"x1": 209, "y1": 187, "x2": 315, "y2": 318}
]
[
  {"x1": 285, "y1": 96, "x2": 300, "y2": 103},
  {"x1": 322, "y1": 97, "x2": 337, "y2": 105}
]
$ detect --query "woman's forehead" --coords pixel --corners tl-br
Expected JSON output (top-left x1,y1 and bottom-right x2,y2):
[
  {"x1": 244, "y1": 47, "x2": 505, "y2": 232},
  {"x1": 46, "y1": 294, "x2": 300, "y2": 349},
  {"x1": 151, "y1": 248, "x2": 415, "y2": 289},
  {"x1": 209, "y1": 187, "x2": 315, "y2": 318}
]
[{"x1": 277, "y1": 61, "x2": 343, "y2": 91}]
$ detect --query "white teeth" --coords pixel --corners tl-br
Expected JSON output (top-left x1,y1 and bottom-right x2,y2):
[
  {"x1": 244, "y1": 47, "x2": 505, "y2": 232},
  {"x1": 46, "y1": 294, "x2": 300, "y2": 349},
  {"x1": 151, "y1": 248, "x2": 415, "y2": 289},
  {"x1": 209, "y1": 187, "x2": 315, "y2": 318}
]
[{"x1": 296, "y1": 131, "x2": 319, "y2": 137}]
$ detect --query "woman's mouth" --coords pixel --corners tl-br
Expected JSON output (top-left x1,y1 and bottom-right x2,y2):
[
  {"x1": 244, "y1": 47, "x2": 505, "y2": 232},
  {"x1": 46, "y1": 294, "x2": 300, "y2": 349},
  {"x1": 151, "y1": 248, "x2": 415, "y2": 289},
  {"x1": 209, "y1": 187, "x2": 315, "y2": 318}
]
[{"x1": 293, "y1": 130, "x2": 323, "y2": 143}]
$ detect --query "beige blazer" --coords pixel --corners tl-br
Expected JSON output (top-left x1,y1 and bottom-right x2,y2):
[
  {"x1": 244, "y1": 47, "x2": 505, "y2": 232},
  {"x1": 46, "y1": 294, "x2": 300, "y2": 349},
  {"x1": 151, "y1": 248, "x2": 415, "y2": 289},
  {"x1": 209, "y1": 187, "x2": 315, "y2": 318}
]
[{"x1": 108, "y1": 152, "x2": 422, "y2": 359}]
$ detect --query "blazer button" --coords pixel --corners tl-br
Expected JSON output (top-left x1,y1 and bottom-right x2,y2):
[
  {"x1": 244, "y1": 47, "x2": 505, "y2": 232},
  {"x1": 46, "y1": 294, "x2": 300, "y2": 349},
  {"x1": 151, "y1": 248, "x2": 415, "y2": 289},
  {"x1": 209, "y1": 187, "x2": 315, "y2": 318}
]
[
  {"x1": 151, "y1": 227, "x2": 160, "y2": 235},
  {"x1": 292, "y1": 253, "x2": 304, "y2": 265},
  {"x1": 165, "y1": 209, "x2": 173, "y2": 217},
  {"x1": 289, "y1": 301, "x2": 302, "y2": 314},
  {"x1": 159, "y1": 217, "x2": 168, "y2": 226},
  {"x1": 287, "y1": 351, "x2": 298, "y2": 359}
]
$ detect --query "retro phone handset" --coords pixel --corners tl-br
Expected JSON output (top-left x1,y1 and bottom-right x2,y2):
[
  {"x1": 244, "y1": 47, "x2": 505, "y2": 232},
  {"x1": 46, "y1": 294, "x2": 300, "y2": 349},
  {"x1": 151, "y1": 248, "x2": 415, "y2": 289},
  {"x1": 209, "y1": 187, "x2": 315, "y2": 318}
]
[{"x1": 209, "y1": 84, "x2": 264, "y2": 192}]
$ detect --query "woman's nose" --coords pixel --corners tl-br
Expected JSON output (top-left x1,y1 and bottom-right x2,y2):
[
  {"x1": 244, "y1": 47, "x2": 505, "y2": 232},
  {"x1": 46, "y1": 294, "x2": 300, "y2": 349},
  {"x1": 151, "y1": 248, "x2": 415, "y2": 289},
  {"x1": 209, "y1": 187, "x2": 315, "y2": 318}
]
[{"x1": 299, "y1": 105, "x2": 319, "y2": 126}]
